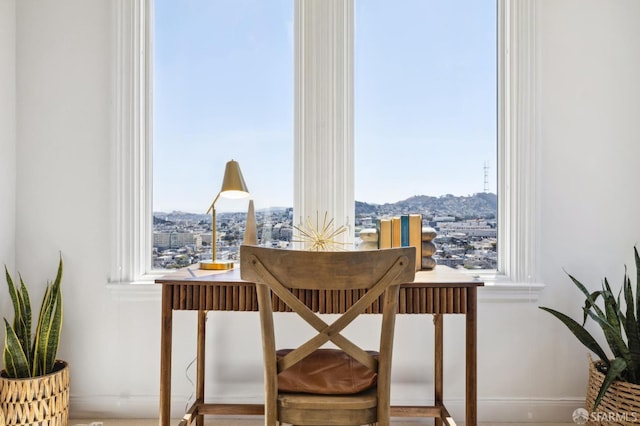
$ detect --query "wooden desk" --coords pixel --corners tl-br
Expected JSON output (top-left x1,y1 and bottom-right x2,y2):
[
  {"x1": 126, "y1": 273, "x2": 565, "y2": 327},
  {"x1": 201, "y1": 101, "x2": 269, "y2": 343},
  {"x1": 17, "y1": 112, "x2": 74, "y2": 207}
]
[{"x1": 156, "y1": 265, "x2": 483, "y2": 426}]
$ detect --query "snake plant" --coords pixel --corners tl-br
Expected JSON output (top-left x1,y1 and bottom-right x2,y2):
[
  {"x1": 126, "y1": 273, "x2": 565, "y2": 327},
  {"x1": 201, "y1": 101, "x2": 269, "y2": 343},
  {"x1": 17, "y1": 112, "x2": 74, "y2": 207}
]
[
  {"x1": 2, "y1": 256, "x2": 63, "y2": 378},
  {"x1": 540, "y1": 247, "x2": 640, "y2": 410}
]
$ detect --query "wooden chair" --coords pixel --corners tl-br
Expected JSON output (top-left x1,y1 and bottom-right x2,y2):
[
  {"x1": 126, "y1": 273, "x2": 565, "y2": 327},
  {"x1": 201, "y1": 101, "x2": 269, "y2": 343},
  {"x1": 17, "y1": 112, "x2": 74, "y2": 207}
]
[{"x1": 240, "y1": 246, "x2": 416, "y2": 426}]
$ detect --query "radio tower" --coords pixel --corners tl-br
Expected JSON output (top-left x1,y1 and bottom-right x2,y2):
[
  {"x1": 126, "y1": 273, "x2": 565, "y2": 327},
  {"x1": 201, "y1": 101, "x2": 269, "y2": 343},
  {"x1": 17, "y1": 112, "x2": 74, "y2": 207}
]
[{"x1": 483, "y1": 162, "x2": 489, "y2": 193}]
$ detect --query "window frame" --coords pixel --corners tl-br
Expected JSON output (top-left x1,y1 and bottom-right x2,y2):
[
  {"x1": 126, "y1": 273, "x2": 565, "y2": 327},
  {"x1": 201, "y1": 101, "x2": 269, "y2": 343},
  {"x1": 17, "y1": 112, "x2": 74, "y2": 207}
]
[
  {"x1": 111, "y1": 0, "x2": 155, "y2": 286},
  {"x1": 109, "y1": 0, "x2": 544, "y2": 301}
]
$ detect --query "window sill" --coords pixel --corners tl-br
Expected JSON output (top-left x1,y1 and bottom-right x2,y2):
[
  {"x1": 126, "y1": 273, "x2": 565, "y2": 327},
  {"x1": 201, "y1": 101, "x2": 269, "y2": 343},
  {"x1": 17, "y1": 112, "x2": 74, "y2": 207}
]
[
  {"x1": 478, "y1": 281, "x2": 545, "y2": 302},
  {"x1": 107, "y1": 269, "x2": 545, "y2": 303},
  {"x1": 106, "y1": 272, "x2": 166, "y2": 302},
  {"x1": 468, "y1": 269, "x2": 545, "y2": 302}
]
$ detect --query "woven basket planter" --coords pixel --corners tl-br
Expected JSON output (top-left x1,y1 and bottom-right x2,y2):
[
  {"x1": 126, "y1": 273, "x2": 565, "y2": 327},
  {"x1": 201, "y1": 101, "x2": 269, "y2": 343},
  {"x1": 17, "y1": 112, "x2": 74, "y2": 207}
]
[
  {"x1": 585, "y1": 357, "x2": 640, "y2": 425},
  {"x1": 0, "y1": 360, "x2": 69, "y2": 426}
]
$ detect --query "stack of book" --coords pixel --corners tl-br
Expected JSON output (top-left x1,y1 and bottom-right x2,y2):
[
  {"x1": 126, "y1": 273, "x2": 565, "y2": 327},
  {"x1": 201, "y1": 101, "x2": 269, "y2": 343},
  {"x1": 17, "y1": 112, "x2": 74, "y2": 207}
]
[{"x1": 376, "y1": 214, "x2": 423, "y2": 271}]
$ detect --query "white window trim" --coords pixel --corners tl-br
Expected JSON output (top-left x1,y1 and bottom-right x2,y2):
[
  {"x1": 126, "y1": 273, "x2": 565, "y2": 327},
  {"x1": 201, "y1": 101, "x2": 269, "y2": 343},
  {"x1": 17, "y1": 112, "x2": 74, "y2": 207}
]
[
  {"x1": 491, "y1": 0, "x2": 544, "y2": 300},
  {"x1": 109, "y1": 0, "x2": 544, "y2": 302},
  {"x1": 110, "y1": 0, "x2": 159, "y2": 287}
]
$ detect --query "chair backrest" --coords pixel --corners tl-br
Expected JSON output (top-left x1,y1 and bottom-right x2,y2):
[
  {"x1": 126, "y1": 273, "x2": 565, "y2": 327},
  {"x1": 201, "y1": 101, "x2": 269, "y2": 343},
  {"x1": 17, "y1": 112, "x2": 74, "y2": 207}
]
[{"x1": 240, "y1": 245, "x2": 416, "y2": 425}]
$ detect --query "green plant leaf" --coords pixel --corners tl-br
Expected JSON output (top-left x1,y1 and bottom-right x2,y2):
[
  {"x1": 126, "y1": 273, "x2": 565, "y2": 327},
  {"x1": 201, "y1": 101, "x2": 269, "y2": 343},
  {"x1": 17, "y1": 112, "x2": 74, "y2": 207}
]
[
  {"x1": 539, "y1": 307, "x2": 609, "y2": 366},
  {"x1": 43, "y1": 281, "x2": 62, "y2": 374},
  {"x1": 602, "y1": 279, "x2": 622, "y2": 336},
  {"x1": 596, "y1": 282, "x2": 627, "y2": 362},
  {"x1": 593, "y1": 357, "x2": 627, "y2": 410},
  {"x1": 18, "y1": 275, "x2": 32, "y2": 368},
  {"x1": 586, "y1": 308, "x2": 632, "y2": 374},
  {"x1": 2, "y1": 319, "x2": 30, "y2": 378},
  {"x1": 583, "y1": 291, "x2": 603, "y2": 326},
  {"x1": 4, "y1": 267, "x2": 33, "y2": 371},
  {"x1": 33, "y1": 285, "x2": 53, "y2": 376},
  {"x1": 32, "y1": 257, "x2": 63, "y2": 376},
  {"x1": 635, "y1": 246, "x2": 640, "y2": 328},
  {"x1": 46, "y1": 255, "x2": 63, "y2": 373},
  {"x1": 31, "y1": 299, "x2": 43, "y2": 374},
  {"x1": 623, "y1": 272, "x2": 640, "y2": 383},
  {"x1": 568, "y1": 273, "x2": 607, "y2": 320},
  {"x1": 5, "y1": 269, "x2": 23, "y2": 340}
]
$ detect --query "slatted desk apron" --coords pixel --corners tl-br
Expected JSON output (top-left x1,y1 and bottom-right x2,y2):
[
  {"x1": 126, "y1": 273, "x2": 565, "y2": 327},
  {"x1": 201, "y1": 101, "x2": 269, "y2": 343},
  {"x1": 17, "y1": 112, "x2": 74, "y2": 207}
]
[{"x1": 156, "y1": 265, "x2": 483, "y2": 426}]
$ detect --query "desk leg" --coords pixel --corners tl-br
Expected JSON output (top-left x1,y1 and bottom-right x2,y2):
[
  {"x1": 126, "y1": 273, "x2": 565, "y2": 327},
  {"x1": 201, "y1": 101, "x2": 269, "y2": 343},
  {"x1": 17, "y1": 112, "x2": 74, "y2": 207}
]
[
  {"x1": 434, "y1": 314, "x2": 443, "y2": 426},
  {"x1": 466, "y1": 287, "x2": 478, "y2": 426},
  {"x1": 196, "y1": 310, "x2": 207, "y2": 426},
  {"x1": 160, "y1": 285, "x2": 173, "y2": 426}
]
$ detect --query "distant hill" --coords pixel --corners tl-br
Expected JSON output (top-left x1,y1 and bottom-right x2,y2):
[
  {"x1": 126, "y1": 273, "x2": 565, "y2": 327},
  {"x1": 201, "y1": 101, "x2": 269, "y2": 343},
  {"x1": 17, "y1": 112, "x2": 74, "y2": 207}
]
[
  {"x1": 154, "y1": 193, "x2": 497, "y2": 223},
  {"x1": 153, "y1": 216, "x2": 174, "y2": 225},
  {"x1": 355, "y1": 193, "x2": 497, "y2": 220},
  {"x1": 153, "y1": 211, "x2": 210, "y2": 224}
]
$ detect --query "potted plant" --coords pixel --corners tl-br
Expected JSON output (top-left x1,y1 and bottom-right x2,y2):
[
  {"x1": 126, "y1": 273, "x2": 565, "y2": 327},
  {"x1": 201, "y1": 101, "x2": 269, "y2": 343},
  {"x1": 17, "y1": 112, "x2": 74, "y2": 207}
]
[
  {"x1": 0, "y1": 256, "x2": 68, "y2": 425},
  {"x1": 540, "y1": 247, "x2": 640, "y2": 416}
]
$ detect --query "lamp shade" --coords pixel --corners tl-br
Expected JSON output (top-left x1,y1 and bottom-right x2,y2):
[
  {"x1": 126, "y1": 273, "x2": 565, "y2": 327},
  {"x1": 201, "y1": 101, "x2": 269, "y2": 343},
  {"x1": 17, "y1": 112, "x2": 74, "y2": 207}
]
[{"x1": 219, "y1": 159, "x2": 249, "y2": 199}]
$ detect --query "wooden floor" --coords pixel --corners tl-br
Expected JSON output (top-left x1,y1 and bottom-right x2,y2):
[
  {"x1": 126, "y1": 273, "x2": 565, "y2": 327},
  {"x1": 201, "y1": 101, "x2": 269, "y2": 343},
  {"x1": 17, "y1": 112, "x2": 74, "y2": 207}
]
[{"x1": 70, "y1": 420, "x2": 574, "y2": 426}]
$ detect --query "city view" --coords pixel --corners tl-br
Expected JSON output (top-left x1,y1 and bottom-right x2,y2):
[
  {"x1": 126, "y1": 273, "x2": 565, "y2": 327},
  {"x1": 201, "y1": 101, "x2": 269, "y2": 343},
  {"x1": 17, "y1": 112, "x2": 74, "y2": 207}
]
[
  {"x1": 153, "y1": 192, "x2": 497, "y2": 271},
  {"x1": 152, "y1": 1, "x2": 498, "y2": 272}
]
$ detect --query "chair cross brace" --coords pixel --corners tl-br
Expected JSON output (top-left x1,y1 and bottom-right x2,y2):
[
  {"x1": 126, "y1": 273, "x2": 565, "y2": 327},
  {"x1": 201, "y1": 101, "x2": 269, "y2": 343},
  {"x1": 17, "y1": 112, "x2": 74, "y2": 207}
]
[{"x1": 246, "y1": 254, "x2": 410, "y2": 374}]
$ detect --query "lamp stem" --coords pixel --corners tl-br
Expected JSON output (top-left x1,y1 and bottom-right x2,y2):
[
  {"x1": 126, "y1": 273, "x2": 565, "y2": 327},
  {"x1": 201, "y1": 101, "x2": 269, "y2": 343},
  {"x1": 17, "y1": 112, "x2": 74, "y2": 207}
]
[
  {"x1": 207, "y1": 193, "x2": 221, "y2": 262},
  {"x1": 212, "y1": 206, "x2": 217, "y2": 261}
]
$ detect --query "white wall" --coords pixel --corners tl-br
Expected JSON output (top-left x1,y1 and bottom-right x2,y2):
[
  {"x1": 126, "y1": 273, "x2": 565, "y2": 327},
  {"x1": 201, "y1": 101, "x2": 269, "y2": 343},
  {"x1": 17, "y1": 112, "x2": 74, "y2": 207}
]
[
  {"x1": 530, "y1": 0, "x2": 640, "y2": 418},
  {"x1": 0, "y1": 0, "x2": 16, "y2": 274},
  {"x1": 9, "y1": 0, "x2": 640, "y2": 422},
  {"x1": 14, "y1": 0, "x2": 133, "y2": 413}
]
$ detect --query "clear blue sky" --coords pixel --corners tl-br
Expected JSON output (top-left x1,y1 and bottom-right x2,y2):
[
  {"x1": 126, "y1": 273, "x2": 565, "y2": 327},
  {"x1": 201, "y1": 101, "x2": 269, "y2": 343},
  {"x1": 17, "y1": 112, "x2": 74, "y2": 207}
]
[{"x1": 153, "y1": 0, "x2": 496, "y2": 213}]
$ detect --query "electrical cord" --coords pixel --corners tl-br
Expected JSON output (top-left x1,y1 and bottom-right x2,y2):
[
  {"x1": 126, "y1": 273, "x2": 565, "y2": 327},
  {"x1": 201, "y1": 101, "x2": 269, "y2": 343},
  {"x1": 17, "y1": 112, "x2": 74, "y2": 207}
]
[{"x1": 184, "y1": 310, "x2": 208, "y2": 412}]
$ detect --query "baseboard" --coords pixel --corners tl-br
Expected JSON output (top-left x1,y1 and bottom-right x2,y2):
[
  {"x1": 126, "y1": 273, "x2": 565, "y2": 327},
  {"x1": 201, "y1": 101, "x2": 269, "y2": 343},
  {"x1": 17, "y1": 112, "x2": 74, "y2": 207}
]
[
  {"x1": 70, "y1": 394, "x2": 585, "y2": 423},
  {"x1": 70, "y1": 394, "x2": 262, "y2": 419},
  {"x1": 424, "y1": 397, "x2": 584, "y2": 423}
]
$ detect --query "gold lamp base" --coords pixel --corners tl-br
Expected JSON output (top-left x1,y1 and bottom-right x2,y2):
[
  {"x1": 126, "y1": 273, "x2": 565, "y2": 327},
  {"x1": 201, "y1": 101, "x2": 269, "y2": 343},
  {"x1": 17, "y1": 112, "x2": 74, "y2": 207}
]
[{"x1": 199, "y1": 260, "x2": 235, "y2": 270}]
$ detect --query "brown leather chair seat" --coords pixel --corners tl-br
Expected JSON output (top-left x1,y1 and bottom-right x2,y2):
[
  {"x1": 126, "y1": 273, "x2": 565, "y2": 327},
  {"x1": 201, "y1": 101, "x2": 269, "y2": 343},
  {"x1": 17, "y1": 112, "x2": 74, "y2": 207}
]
[{"x1": 277, "y1": 348, "x2": 379, "y2": 395}]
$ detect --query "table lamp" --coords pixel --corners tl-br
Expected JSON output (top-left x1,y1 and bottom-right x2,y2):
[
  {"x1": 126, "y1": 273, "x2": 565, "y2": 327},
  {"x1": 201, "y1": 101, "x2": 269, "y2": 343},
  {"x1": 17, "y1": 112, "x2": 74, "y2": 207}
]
[{"x1": 200, "y1": 159, "x2": 250, "y2": 270}]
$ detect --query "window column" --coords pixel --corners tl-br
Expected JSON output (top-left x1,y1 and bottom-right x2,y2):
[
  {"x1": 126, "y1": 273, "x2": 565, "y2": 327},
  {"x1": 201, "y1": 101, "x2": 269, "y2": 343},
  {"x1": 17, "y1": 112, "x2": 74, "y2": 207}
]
[
  {"x1": 497, "y1": 0, "x2": 538, "y2": 284},
  {"x1": 294, "y1": 0, "x2": 354, "y2": 247}
]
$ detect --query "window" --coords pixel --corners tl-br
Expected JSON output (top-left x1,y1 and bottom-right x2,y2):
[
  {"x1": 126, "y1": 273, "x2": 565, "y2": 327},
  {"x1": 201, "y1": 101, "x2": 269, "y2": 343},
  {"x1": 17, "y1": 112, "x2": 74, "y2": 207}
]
[
  {"x1": 111, "y1": 0, "x2": 542, "y2": 301},
  {"x1": 152, "y1": 0, "x2": 293, "y2": 268},
  {"x1": 354, "y1": 0, "x2": 497, "y2": 270}
]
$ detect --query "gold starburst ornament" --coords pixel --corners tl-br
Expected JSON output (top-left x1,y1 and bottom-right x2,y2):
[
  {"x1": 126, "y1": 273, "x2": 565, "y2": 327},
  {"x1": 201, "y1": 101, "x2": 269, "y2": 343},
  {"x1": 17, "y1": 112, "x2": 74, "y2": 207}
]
[{"x1": 293, "y1": 212, "x2": 349, "y2": 251}]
